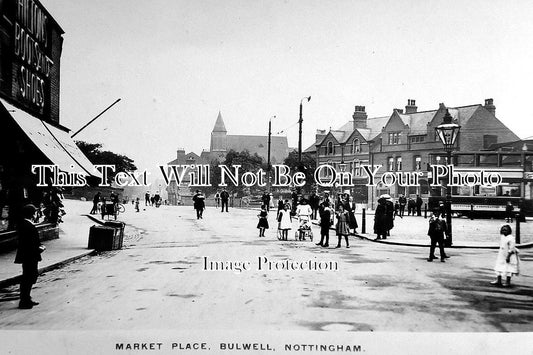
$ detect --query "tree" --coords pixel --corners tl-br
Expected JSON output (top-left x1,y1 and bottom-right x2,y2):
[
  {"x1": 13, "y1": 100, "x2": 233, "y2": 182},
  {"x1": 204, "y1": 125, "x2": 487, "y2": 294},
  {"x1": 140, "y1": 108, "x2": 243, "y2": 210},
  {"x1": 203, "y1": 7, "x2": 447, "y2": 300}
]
[
  {"x1": 200, "y1": 150, "x2": 265, "y2": 198},
  {"x1": 283, "y1": 151, "x2": 317, "y2": 194},
  {"x1": 76, "y1": 141, "x2": 137, "y2": 183}
]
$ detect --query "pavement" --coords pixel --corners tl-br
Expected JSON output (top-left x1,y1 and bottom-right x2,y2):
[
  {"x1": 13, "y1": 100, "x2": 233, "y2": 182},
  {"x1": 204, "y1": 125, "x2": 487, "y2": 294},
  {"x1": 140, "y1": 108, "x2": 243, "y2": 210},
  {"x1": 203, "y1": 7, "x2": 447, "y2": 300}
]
[{"x1": 0, "y1": 199, "x2": 532, "y2": 288}]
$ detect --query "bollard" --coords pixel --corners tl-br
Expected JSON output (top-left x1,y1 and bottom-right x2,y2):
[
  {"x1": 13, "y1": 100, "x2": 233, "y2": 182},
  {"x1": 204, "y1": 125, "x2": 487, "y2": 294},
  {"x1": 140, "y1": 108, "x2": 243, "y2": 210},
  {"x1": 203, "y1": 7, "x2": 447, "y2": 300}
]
[
  {"x1": 470, "y1": 204, "x2": 474, "y2": 220},
  {"x1": 515, "y1": 213, "x2": 520, "y2": 244},
  {"x1": 424, "y1": 203, "x2": 427, "y2": 219},
  {"x1": 362, "y1": 208, "x2": 366, "y2": 234}
]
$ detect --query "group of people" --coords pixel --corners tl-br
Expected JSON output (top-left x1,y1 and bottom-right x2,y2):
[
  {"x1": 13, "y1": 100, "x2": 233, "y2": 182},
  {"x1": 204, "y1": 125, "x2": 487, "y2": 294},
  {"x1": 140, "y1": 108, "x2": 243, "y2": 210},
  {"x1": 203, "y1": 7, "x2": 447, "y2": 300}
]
[{"x1": 90, "y1": 191, "x2": 120, "y2": 215}]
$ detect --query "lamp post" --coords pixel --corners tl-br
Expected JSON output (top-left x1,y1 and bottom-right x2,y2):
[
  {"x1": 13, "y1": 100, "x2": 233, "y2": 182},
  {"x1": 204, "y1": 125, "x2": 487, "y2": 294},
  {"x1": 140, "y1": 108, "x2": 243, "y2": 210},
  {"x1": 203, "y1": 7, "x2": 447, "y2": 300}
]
[
  {"x1": 298, "y1": 96, "x2": 312, "y2": 166},
  {"x1": 267, "y1": 115, "x2": 276, "y2": 193},
  {"x1": 435, "y1": 109, "x2": 461, "y2": 247}
]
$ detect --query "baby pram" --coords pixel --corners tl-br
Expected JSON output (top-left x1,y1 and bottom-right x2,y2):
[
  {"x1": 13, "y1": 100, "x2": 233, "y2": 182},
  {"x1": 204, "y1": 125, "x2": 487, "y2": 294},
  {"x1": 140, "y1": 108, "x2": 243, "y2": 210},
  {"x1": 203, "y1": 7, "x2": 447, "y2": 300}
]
[{"x1": 295, "y1": 215, "x2": 313, "y2": 241}]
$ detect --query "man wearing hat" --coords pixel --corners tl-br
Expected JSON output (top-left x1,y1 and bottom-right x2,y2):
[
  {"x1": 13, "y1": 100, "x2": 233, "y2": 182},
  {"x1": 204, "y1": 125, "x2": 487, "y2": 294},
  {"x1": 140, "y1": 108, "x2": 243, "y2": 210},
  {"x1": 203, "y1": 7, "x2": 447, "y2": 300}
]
[{"x1": 14, "y1": 204, "x2": 44, "y2": 309}]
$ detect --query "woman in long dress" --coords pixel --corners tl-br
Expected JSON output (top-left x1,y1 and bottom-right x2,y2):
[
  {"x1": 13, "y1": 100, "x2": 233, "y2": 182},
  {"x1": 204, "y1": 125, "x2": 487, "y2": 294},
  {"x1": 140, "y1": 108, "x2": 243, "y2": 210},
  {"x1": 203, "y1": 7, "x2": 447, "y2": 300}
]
[{"x1": 492, "y1": 224, "x2": 519, "y2": 287}]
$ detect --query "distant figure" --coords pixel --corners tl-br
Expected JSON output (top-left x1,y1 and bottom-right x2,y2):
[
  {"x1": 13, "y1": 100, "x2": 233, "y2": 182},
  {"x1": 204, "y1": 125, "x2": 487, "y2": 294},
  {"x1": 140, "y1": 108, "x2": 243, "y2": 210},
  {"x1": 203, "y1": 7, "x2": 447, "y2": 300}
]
[
  {"x1": 192, "y1": 190, "x2": 205, "y2": 219},
  {"x1": 427, "y1": 209, "x2": 448, "y2": 262},
  {"x1": 398, "y1": 194, "x2": 407, "y2": 217},
  {"x1": 214, "y1": 192, "x2": 220, "y2": 208},
  {"x1": 257, "y1": 205, "x2": 269, "y2": 237},
  {"x1": 15, "y1": 204, "x2": 44, "y2": 309},
  {"x1": 90, "y1": 192, "x2": 101, "y2": 215},
  {"x1": 416, "y1": 195, "x2": 423, "y2": 216},
  {"x1": 407, "y1": 198, "x2": 416, "y2": 216},
  {"x1": 135, "y1": 197, "x2": 140, "y2": 212},
  {"x1": 145, "y1": 192, "x2": 150, "y2": 206},
  {"x1": 309, "y1": 192, "x2": 320, "y2": 220},
  {"x1": 491, "y1": 224, "x2": 519, "y2": 287},
  {"x1": 505, "y1": 201, "x2": 514, "y2": 223},
  {"x1": 220, "y1": 188, "x2": 229, "y2": 212},
  {"x1": 261, "y1": 192, "x2": 271, "y2": 212},
  {"x1": 277, "y1": 196, "x2": 284, "y2": 214},
  {"x1": 291, "y1": 190, "x2": 299, "y2": 216}
]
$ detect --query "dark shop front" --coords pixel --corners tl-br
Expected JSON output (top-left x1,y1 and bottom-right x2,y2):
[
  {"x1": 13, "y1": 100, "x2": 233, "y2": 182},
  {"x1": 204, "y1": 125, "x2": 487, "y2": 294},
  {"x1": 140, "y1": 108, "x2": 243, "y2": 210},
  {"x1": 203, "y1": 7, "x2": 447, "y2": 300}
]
[{"x1": 0, "y1": 0, "x2": 99, "y2": 248}]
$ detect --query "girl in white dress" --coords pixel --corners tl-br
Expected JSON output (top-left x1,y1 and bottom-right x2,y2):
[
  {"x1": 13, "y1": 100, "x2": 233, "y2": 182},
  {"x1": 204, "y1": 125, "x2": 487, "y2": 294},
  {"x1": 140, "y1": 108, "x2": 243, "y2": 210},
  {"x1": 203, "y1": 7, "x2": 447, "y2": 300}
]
[
  {"x1": 492, "y1": 224, "x2": 520, "y2": 287},
  {"x1": 278, "y1": 204, "x2": 292, "y2": 241}
]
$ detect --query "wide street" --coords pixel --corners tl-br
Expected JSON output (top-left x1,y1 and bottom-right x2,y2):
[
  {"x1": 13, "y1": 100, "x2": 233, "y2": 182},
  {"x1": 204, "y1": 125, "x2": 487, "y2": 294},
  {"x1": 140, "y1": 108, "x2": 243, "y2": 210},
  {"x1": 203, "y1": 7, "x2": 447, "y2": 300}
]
[{"x1": 0, "y1": 203, "x2": 532, "y2": 332}]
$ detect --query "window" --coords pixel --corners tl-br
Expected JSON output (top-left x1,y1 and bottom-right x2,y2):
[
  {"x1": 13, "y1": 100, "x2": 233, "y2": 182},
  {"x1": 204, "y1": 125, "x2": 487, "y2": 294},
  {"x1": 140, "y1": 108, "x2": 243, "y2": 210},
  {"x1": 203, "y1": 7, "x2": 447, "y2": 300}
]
[
  {"x1": 388, "y1": 157, "x2": 394, "y2": 171},
  {"x1": 352, "y1": 138, "x2": 361, "y2": 153},
  {"x1": 410, "y1": 135, "x2": 425, "y2": 143},
  {"x1": 327, "y1": 142, "x2": 333, "y2": 155},
  {"x1": 396, "y1": 157, "x2": 402, "y2": 171},
  {"x1": 414, "y1": 156, "x2": 422, "y2": 170},
  {"x1": 388, "y1": 132, "x2": 401, "y2": 145},
  {"x1": 353, "y1": 160, "x2": 362, "y2": 176}
]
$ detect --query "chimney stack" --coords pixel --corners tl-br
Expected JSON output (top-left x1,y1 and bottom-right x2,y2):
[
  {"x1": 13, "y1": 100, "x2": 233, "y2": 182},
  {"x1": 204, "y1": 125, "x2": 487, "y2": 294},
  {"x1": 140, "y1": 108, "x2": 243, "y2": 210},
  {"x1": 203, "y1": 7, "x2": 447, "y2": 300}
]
[
  {"x1": 352, "y1": 105, "x2": 367, "y2": 129},
  {"x1": 405, "y1": 99, "x2": 417, "y2": 114},
  {"x1": 484, "y1": 98, "x2": 496, "y2": 115},
  {"x1": 177, "y1": 148, "x2": 185, "y2": 159}
]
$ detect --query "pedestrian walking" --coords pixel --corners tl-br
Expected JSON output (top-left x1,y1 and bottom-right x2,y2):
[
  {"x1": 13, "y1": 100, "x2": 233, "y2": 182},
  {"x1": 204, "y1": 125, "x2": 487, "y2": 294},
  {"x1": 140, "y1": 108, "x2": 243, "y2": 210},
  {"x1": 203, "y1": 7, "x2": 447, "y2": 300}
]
[
  {"x1": 90, "y1": 192, "x2": 101, "y2": 214},
  {"x1": 427, "y1": 209, "x2": 448, "y2": 262},
  {"x1": 135, "y1": 197, "x2": 140, "y2": 212},
  {"x1": 407, "y1": 198, "x2": 415, "y2": 216},
  {"x1": 192, "y1": 190, "x2": 205, "y2": 219},
  {"x1": 316, "y1": 201, "x2": 332, "y2": 247},
  {"x1": 491, "y1": 224, "x2": 520, "y2": 287},
  {"x1": 278, "y1": 203, "x2": 292, "y2": 240},
  {"x1": 15, "y1": 204, "x2": 45, "y2": 309},
  {"x1": 335, "y1": 204, "x2": 350, "y2": 248},
  {"x1": 257, "y1": 205, "x2": 269, "y2": 237},
  {"x1": 220, "y1": 188, "x2": 229, "y2": 212}
]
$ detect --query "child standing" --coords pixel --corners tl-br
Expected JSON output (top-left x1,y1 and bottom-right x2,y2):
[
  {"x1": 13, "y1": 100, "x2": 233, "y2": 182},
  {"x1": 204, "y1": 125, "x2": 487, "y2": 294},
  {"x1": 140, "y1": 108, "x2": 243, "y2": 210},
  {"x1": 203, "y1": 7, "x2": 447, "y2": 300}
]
[
  {"x1": 492, "y1": 224, "x2": 520, "y2": 287},
  {"x1": 278, "y1": 203, "x2": 292, "y2": 241},
  {"x1": 257, "y1": 205, "x2": 269, "y2": 237},
  {"x1": 335, "y1": 205, "x2": 350, "y2": 248}
]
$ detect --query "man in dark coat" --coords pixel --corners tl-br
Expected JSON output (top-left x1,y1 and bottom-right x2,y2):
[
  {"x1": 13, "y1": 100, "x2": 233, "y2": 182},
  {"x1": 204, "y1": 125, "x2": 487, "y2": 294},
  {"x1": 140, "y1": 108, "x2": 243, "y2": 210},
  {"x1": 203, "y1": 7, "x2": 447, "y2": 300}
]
[
  {"x1": 220, "y1": 188, "x2": 229, "y2": 212},
  {"x1": 427, "y1": 209, "x2": 448, "y2": 262},
  {"x1": 15, "y1": 204, "x2": 43, "y2": 309},
  {"x1": 192, "y1": 190, "x2": 205, "y2": 219},
  {"x1": 416, "y1": 195, "x2": 423, "y2": 216},
  {"x1": 261, "y1": 192, "x2": 271, "y2": 212},
  {"x1": 90, "y1": 192, "x2": 101, "y2": 214},
  {"x1": 309, "y1": 192, "x2": 320, "y2": 220},
  {"x1": 384, "y1": 197, "x2": 395, "y2": 238}
]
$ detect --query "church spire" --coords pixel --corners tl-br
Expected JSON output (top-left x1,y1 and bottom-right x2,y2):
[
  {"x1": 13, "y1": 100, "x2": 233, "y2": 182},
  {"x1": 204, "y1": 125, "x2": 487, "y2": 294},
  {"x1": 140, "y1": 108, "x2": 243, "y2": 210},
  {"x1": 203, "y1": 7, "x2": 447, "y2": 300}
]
[{"x1": 213, "y1": 111, "x2": 227, "y2": 133}]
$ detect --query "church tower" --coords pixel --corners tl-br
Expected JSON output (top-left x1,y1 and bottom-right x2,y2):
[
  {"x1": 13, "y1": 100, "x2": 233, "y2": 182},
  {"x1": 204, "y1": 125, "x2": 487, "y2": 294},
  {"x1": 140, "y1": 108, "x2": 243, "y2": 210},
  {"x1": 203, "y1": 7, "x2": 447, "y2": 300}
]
[{"x1": 210, "y1": 111, "x2": 227, "y2": 152}]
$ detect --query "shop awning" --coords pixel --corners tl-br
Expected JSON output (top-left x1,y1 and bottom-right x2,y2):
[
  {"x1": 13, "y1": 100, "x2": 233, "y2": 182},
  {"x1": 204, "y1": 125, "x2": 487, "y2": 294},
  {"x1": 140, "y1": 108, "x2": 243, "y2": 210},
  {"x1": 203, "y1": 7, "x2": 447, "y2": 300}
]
[{"x1": 0, "y1": 99, "x2": 102, "y2": 179}]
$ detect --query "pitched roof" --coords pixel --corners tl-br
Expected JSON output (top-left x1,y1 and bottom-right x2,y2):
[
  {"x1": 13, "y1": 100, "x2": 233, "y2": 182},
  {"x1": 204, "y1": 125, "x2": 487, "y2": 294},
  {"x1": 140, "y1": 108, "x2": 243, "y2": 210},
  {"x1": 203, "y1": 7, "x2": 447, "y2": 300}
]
[
  {"x1": 337, "y1": 115, "x2": 389, "y2": 141},
  {"x1": 212, "y1": 111, "x2": 227, "y2": 132}
]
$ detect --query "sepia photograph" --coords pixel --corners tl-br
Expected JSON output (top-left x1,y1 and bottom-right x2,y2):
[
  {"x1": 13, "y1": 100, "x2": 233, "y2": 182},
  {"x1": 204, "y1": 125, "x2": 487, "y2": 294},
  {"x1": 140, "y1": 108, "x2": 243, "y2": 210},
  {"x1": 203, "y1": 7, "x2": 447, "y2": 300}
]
[{"x1": 0, "y1": 0, "x2": 533, "y2": 354}]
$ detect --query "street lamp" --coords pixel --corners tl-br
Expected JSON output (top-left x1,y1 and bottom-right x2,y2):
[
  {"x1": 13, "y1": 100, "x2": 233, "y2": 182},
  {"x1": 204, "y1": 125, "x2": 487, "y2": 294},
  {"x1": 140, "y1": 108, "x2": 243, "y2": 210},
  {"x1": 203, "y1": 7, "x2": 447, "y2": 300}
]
[
  {"x1": 298, "y1": 96, "x2": 312, "y2": 166},
  {"x1": 435, "y1": 109, "x2": 461, "y2": 247},
  {"x1": 267, "y1": 115, "x2": 276, "y2": 193}
]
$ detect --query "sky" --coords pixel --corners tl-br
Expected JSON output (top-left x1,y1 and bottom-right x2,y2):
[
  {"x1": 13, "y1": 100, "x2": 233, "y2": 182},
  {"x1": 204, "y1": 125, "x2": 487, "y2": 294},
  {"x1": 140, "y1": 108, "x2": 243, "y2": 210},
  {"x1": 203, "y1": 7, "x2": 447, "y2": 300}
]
[{"x1": 41, "y1": 0, "x2": 533, "y2": 171}]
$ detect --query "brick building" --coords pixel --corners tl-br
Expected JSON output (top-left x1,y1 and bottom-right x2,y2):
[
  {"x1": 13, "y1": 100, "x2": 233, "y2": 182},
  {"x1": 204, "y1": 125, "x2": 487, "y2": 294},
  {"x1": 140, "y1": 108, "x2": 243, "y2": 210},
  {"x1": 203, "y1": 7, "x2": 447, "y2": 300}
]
[{"x1": 309, "y1": 99, "x2": 520, "y2": 208}]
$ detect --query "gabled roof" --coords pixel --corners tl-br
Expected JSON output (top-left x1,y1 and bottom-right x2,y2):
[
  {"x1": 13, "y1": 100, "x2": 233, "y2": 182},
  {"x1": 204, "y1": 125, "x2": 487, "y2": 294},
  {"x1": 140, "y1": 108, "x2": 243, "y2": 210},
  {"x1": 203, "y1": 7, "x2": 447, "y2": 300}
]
[
  {"x1": 212, "y1": 111, "x2": 227, "y2": 132},
  {"x1": 338, "y1": 115, "x2": 389, "y2": 141}
]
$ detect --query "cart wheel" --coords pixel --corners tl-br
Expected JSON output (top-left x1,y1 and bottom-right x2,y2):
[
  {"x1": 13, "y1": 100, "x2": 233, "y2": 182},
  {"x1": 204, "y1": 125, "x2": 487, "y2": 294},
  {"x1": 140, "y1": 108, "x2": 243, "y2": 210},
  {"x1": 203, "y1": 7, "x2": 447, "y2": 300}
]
[{"x1": 118, "y1": 204, "x2": 125, "y2": 213}]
